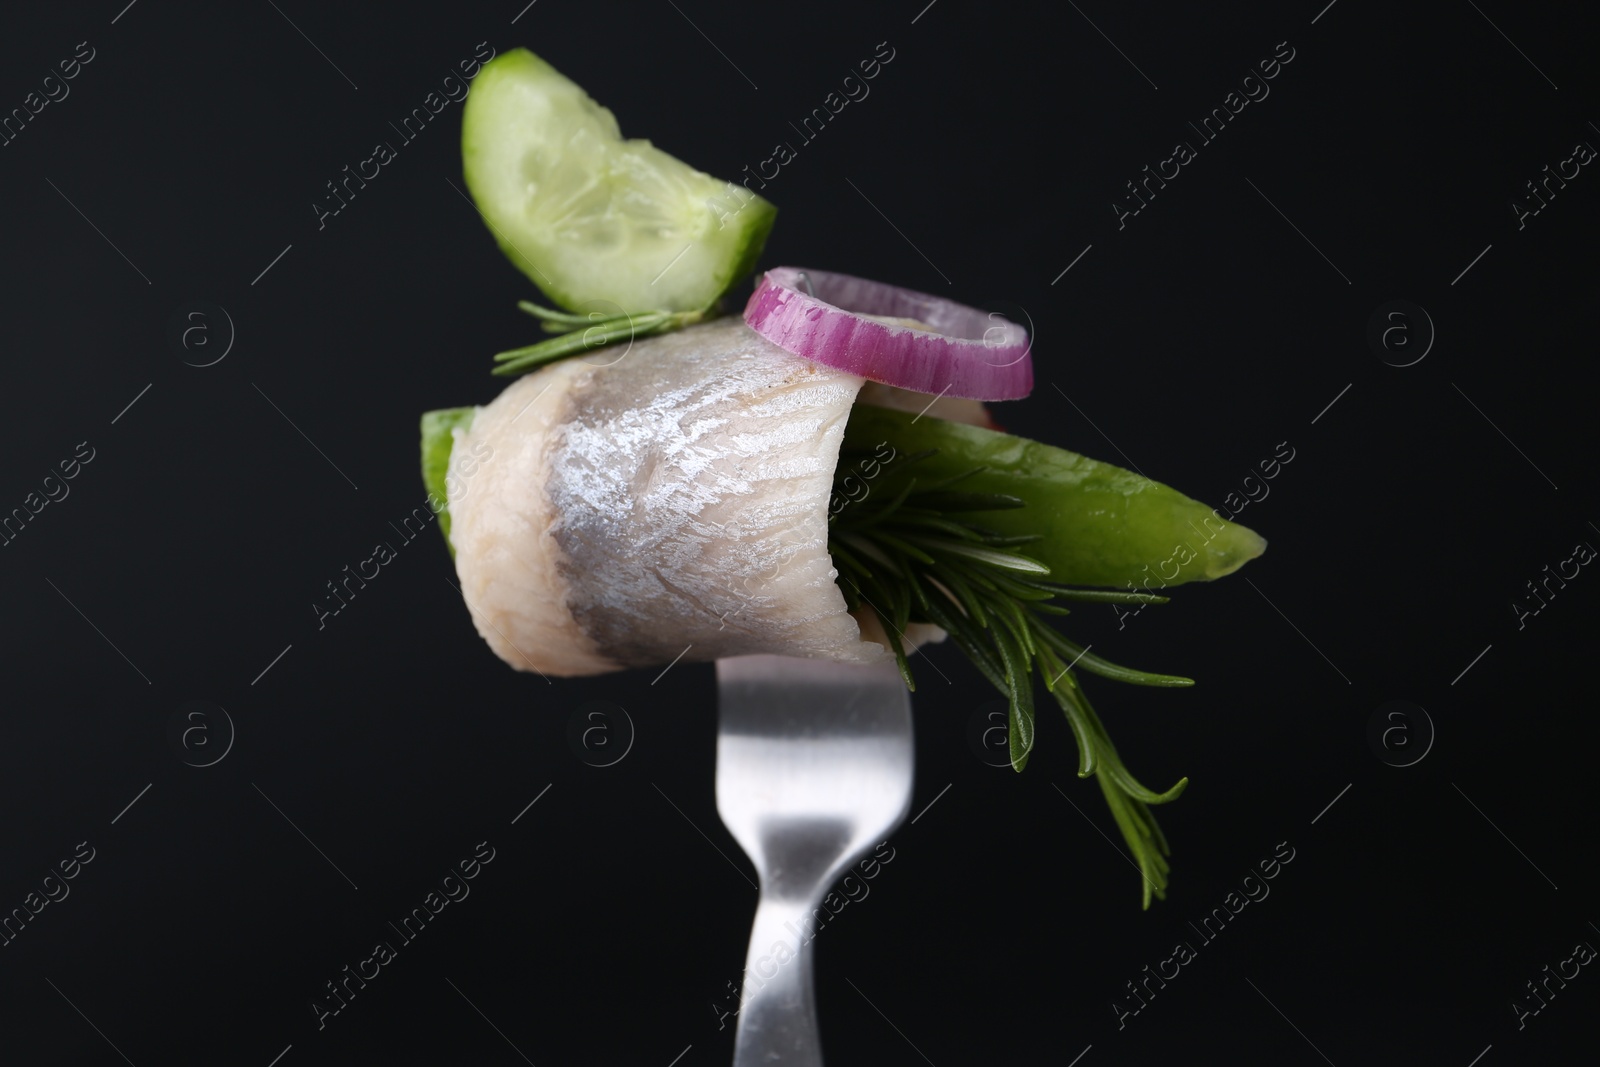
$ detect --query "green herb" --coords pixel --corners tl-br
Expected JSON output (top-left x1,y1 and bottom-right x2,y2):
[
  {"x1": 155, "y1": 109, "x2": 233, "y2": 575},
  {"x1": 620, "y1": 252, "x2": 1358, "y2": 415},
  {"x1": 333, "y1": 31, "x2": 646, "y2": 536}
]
[
  {"x1": 491, "y1": 301, "x2": 715, "y2": 376},
  {"x1": 830, "y1": 449, "x2": 1186, "y2": 907},
  {"x1": 830, "y1": 408, "x2": 1263, "y2": 908}
]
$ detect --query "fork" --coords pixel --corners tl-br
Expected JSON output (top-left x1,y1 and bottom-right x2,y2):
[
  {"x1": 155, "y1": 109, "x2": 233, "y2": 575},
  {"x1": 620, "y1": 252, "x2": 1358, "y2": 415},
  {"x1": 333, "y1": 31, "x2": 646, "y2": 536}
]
[{"x1": 714, "y1": 654, "x2": 915, "y2": 1067}]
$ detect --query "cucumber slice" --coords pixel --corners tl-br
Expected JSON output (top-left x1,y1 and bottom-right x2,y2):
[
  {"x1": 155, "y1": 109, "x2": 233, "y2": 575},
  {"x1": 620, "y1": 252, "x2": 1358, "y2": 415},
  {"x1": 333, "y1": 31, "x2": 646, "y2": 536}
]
[
  {"x1": 462, "y1": 49, "x2": 776, "y2": 313},
  {"x1": 420, "y1": 407, "x2": 476, "y2": 555},
  {"x1": 840, "y1": 404, "x2": 1266, "y2": 589}
]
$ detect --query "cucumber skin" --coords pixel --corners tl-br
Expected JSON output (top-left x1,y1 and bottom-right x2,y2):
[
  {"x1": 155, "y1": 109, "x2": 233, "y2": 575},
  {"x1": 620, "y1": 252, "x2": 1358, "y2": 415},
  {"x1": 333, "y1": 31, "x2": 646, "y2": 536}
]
[
  {"x1": 461, "y1": 48, "x2": 777, "y2": 313},
  {"x1": 419, "y1": 407, "x2": 476, "y2": 556},
  {"x1": 841, "y1": 404, "x2": 1266, "y2": 590},
  {"x1": 711, "y1": 195, "x2": 778, "y2": 310}
]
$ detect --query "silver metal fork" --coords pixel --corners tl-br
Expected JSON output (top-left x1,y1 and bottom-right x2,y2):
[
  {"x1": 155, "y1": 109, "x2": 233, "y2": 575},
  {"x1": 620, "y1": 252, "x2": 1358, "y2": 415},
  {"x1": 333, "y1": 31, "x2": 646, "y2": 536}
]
[{"x1": 714, "y1": 654, "x2": 915, "y2": 1067}]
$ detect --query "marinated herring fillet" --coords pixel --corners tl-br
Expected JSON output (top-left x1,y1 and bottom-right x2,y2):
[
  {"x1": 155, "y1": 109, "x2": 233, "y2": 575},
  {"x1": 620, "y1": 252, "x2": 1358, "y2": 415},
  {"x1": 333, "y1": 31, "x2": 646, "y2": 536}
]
[{"x1": 446, "y1": 317, "x2": 937, "y2": 676}]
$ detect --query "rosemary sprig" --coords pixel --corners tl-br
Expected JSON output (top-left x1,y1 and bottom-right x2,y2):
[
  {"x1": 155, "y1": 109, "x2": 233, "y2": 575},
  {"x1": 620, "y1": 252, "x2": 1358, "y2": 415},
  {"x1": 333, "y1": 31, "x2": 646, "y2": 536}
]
[
  {"x1": 830, "y1": 445, "x2": 1188, "y2": 908},
  {"x1": 491, "y1": 301, "x2": 716, "y2": 376}
]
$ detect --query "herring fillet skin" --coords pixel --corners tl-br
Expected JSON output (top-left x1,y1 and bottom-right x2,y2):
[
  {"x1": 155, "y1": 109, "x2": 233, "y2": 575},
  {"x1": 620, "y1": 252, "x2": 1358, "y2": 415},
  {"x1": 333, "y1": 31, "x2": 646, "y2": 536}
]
[{"x1": 447, "y1": 317, "x2": 912, "y2": 676}]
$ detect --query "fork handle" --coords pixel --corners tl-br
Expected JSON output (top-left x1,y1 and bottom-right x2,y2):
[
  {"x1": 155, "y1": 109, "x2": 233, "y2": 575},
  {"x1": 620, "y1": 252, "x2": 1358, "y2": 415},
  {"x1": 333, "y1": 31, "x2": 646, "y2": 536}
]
[{"x1": 732, "y1": 897, "x2": 825, "y2": 1067}]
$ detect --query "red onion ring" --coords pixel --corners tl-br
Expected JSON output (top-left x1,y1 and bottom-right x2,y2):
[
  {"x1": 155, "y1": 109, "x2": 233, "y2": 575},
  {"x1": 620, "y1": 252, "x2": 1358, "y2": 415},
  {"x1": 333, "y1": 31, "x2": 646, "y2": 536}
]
[{"x1": 741, "y1": 267, "x2": 1033, "y2": 400}]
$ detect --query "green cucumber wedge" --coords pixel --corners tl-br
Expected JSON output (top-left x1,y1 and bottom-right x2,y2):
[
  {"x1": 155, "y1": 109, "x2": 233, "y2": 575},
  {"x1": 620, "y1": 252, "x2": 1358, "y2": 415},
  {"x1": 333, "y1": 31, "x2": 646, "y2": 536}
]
[
  {"x1": 462, "y1": 49, "x2": 776, "y2": 313},
  {"x1": 840, "y1": 404, "x2": 1266, "y2": 589},
  {"x1": 420, "y1": 407, "x2": 476, "y2": 556}
]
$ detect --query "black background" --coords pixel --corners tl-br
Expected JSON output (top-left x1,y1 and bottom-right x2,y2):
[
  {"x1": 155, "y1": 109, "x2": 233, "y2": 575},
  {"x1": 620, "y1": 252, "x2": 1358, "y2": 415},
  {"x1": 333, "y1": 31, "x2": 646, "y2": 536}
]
[{"x1": 2, "y1": 1, "x2": 1597, "y2": 1064}]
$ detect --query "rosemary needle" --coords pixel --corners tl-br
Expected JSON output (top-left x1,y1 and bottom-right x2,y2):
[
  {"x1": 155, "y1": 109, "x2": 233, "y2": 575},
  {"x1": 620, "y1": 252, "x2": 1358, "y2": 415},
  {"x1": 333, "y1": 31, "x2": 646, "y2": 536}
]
[{"x1": 829, "y1": 446, "x2": 1189, "y2": 908}]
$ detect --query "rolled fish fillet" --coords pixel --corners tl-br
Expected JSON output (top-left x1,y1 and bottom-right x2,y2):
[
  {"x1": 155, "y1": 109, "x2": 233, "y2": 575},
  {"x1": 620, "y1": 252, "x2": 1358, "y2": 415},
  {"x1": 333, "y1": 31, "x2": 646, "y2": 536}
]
[{"x1": 447, "y1": 317, "x2": 953, "y2": 676}]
